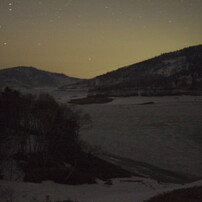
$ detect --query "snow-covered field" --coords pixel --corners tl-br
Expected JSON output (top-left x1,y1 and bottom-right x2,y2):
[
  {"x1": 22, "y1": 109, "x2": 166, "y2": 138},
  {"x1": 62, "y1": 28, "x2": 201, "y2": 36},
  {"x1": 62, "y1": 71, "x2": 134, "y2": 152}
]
[
  {"x1": 1, "y1": 90, "x2": 202, "y2": 202},
  {"x1": 1, "y1": 177, "x2": 202, "y2": 202},
  {"x1": 80, "y1": 96, "x2": 202, "y2": 178}
]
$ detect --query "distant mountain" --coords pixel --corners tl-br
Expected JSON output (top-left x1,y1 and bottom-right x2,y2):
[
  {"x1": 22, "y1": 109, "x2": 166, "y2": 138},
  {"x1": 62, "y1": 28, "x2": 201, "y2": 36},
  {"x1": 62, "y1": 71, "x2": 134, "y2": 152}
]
[
  {"x1": 0, "y1": 66, "x2": 82, "y2": 89},
  {"x1": 90, "y1": 45, "x2": 202, "y2": 96}
]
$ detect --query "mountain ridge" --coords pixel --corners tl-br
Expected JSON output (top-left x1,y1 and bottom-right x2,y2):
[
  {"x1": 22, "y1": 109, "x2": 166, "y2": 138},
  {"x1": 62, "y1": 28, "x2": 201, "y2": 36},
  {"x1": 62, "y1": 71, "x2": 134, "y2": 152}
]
[
  {"x1": 0, "y1": 66, "x2": 82, "y2": 89},
  {"x1": 89, "y1": 44, "x2": 202, "y2": 96}
]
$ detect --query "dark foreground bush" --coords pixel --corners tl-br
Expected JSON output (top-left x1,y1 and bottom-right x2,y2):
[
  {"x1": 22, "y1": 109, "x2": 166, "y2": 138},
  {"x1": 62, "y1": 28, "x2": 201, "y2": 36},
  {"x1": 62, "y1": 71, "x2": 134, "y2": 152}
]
[
  {"x1": 0, "y1": 87, "x2": 81, "y2": 162},
  {"x1": 0, "y1": 88, "x2": 86, "y2": 182}
]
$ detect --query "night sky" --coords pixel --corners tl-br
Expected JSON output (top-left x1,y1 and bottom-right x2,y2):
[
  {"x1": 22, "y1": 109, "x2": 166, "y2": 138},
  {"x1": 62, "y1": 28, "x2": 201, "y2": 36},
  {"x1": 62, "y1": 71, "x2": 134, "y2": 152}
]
[{"x1": 0, "y1": 0, "x2": 202, "y2": 78}]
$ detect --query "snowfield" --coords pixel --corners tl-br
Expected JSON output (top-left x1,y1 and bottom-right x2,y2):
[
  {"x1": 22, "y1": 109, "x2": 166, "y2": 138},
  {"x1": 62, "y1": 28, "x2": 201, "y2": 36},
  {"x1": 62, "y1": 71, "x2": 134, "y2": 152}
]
[
  {"x1": 1, "y1": 178, "x2": 202, "y2": 202},
  {"x1": 79, "y1": 95, "x2": 202, "y2": 178}
]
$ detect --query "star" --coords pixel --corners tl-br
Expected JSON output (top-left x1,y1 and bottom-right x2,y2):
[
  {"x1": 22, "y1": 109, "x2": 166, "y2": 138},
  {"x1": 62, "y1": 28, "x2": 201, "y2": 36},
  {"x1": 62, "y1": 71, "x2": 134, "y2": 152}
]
[
  {"x1": 8, "y1": 3, "x2": 12, "y2": 6},
  {"x1": 88, "y1": 57, "x2": 92, "y2": 61},
  {"x1": 9, "y1": 8, "x2": 13, "y2": 12},
  {"x1": 3, "y1": 42, "x2": 8, "y2": 46}
]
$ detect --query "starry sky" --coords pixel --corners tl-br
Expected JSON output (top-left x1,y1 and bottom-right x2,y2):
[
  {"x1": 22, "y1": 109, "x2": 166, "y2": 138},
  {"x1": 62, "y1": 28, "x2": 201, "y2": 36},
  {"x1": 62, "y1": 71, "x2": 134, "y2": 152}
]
[{"x1": 0, "y1": 0, "x2": 202, "y2": 78}]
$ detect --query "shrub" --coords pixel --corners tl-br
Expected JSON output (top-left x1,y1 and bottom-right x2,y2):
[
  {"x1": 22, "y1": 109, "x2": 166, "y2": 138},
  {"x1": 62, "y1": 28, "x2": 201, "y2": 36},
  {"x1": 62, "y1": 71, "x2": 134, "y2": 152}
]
[{"x1": 0, "y1": 87, "x2": 88, "y2": 182}]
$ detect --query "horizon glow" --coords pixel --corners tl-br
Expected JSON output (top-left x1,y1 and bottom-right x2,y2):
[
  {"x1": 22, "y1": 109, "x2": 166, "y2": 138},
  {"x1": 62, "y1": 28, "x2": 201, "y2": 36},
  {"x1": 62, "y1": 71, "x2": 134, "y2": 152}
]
[{"x1": 0, "y1": 0, "x2": 202, "y2": 78}]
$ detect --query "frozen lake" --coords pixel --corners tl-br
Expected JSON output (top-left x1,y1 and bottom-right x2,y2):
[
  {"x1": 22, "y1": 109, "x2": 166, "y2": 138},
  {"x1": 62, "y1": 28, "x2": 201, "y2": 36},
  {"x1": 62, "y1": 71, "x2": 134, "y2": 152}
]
[{"x1": 79, "y1": 96, "x2": 202, "y2": 178}]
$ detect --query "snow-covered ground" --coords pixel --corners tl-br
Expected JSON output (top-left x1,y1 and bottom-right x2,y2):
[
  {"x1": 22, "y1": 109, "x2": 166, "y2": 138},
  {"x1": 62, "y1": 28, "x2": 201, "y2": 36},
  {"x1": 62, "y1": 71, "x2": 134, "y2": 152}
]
[
  {"x1": 80, "y1": 96, "x2": 202, "y2": 178},
  {"x1": 1, "y1": 177, "x2": 202, "y2": 202}
]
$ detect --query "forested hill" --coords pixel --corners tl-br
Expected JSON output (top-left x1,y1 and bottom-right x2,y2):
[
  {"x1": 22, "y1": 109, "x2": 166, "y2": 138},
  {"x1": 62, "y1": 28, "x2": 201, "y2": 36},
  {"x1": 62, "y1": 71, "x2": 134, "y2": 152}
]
[{"x1": 90, "y1": 45, "x2": 202, "y2": 96}]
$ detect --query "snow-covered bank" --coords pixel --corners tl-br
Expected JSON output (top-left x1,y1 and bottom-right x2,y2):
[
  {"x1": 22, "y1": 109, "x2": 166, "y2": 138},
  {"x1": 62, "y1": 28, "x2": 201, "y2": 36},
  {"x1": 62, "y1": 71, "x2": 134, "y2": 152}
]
[
  {"x1": 1, "y1": 178, "x2": 202, "y2": 202},
  {"x1": 98, "y1": 153, "x2": 197, "y2": 184},
  {"x1": 0, "y1": 177, "x2": 180, "y2": 202}
]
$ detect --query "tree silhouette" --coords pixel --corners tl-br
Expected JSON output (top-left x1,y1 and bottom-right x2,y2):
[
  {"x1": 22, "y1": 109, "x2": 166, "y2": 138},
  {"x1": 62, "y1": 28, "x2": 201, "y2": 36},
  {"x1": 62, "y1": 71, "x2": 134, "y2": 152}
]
[{"x1": 0, "y1": 87, "x2": 84, "y2": 171}]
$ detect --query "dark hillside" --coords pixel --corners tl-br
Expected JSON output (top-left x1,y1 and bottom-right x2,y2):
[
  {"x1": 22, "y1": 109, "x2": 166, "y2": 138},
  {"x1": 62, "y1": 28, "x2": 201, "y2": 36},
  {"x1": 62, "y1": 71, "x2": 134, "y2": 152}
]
[
  {"x1": 90, "y1": 45, "x2": 202, "y2": 96},
  {"x1": 0, "y1": 66, "x2": 81, "y2": 88}
]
